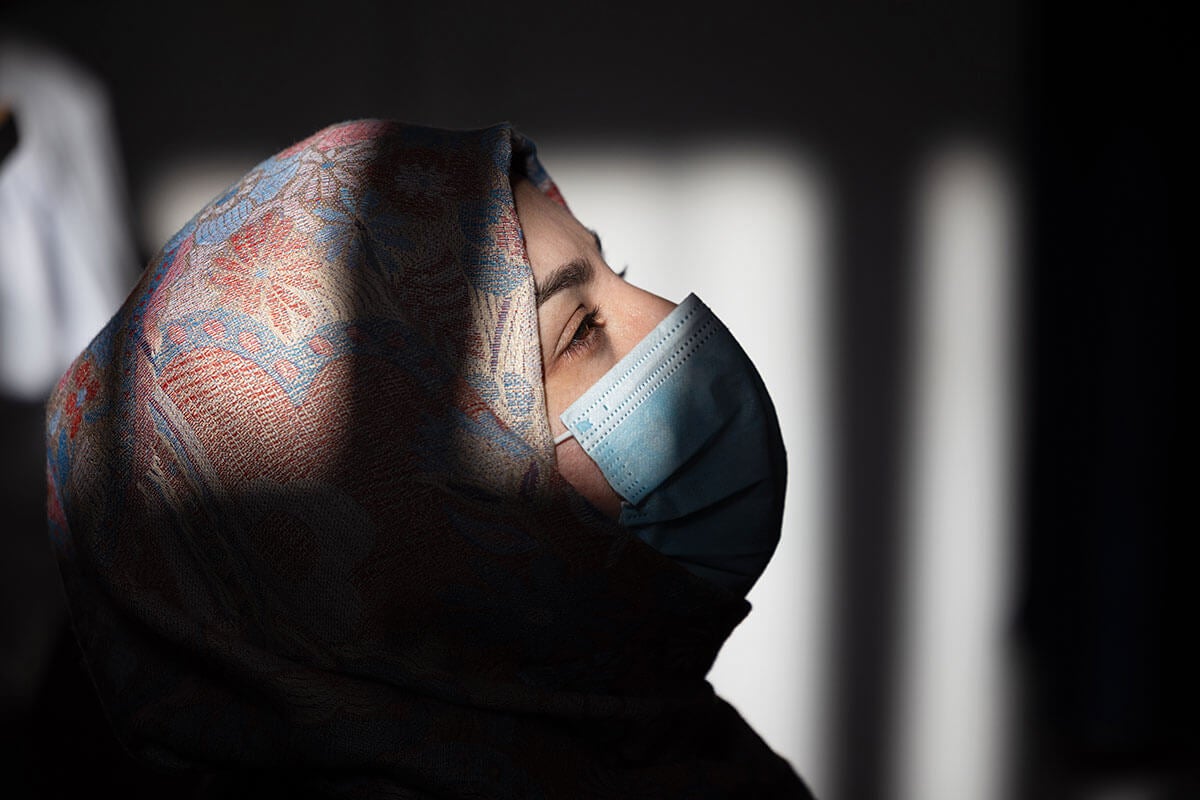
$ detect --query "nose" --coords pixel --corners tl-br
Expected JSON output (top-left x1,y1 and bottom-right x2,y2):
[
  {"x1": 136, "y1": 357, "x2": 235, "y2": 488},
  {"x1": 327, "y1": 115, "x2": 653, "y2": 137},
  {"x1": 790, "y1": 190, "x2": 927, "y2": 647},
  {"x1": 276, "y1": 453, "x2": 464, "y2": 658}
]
[{"x1": 614, "y1": 283, "x2": 676, "y2": 359}]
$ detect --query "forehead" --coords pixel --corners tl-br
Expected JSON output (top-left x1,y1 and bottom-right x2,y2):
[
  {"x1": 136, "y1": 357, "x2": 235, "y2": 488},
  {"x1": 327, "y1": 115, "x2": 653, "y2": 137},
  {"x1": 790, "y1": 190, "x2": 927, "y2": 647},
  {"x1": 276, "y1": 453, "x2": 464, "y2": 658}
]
[{"x1": 513, "y1": 178, "x2": 596, "y2": 284}]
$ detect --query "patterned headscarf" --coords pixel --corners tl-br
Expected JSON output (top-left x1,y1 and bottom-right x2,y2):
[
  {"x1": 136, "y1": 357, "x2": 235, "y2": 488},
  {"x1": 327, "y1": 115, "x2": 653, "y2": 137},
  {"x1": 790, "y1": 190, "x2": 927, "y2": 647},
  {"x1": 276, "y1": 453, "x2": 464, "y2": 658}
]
[{"x1": 45, "y1": 120, "x2": 811, "y2": 798}]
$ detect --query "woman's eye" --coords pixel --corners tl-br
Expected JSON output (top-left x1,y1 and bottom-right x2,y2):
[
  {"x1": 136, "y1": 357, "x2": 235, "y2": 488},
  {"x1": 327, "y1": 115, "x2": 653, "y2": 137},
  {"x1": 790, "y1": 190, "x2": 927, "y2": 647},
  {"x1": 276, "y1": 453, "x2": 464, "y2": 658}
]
[
  {"x1": 563, "y1": 307, "x2": 602, "y2": 360},
  {"x1": 571, "y1": 316, "x2": 593, "y2": 343}
]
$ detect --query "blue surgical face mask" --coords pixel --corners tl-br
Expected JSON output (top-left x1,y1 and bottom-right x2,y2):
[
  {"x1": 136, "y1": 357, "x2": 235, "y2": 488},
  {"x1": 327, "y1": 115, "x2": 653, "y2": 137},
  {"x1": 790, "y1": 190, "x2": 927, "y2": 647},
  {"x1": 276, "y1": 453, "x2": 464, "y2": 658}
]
[{"x1": 554, "y1": 293, "x2": 787, "y2": 597}]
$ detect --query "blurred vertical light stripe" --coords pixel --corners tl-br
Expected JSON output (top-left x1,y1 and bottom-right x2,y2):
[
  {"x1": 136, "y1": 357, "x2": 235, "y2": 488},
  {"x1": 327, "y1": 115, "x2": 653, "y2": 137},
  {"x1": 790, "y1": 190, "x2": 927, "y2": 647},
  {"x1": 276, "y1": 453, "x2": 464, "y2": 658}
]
[
  {"x1": 548, "y1": 142, "x2": 832, "y2": 798},
  {"x1": 893, "y1": 144, "x2": 1018, "y2": 800}
]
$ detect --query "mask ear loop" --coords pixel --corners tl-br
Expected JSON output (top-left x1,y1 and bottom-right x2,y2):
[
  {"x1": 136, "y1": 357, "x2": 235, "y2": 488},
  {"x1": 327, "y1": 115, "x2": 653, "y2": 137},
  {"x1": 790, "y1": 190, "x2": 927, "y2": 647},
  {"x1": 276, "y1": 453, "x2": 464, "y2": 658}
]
[{"x1": 553, "y1": 430, "x2": 575, "y2": 445}]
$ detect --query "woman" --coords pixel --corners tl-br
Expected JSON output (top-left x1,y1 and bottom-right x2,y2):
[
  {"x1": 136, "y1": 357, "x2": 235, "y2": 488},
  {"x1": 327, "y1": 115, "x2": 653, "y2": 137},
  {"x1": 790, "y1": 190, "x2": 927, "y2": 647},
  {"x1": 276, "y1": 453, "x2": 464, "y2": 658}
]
[{"x1": 44, "y1": 119, "x2": 812, "y2": 798}]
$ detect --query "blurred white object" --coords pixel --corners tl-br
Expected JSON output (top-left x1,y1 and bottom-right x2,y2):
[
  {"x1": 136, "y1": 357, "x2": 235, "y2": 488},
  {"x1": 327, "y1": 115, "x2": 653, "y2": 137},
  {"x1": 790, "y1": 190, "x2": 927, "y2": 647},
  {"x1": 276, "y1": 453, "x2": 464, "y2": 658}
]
[
  {"x1": 0, "y1": 34, "x2": 135, "y2": 400},
  {"x1": 894, "y1": 143, "x2": 1018, "y2": 800}
]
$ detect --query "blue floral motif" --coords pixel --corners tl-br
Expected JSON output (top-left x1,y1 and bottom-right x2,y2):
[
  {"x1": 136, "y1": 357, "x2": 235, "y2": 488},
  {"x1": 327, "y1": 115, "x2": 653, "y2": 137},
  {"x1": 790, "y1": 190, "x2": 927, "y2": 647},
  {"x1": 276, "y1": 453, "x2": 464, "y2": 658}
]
[
  {"x1": 465, "y1": 370, "x2": 536, "y2": 436},
  {"x1": 195, "y1": 196, "x2": 252, "y2": 245},
  {"x1": 460, "y1": 188, "x2": 521, "y2": 295},
  {"x1": 313, "y1": 187, "x2": 412, "y2": 271},
  {"x1": 248, "y1": 154, "x2": 301, "y2": 204},
  {"x1": 195, "y1": 155, "x2": 301, "y2": 245},
  {"x1": 502, "y1": 372, "x2": 535, "y2": 430}
]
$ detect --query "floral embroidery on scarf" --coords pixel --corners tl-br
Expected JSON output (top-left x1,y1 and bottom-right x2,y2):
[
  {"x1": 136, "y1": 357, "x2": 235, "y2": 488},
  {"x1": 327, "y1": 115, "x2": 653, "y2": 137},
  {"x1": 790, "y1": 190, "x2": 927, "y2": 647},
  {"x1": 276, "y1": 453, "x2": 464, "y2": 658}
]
[
  {"x1": 57, "y1": 358, "x2": 100, "y2": 440},
  {"x1": 209, "y1": 210, "x2": 321, "y2": 339},
  {"x1": 313, "y1": 187, "x2": 412, "y2": 272},
  {"x1": 295, "y1": 140, "x2": 377, "y2": 202}
]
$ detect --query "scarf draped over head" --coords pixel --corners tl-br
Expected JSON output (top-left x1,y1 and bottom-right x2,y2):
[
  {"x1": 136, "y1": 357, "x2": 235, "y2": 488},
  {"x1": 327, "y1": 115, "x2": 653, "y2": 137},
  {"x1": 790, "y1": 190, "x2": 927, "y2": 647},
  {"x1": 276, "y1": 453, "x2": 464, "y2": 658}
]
[{"x1": 44, "y1": 120, "x2": 811, "y2": 798}]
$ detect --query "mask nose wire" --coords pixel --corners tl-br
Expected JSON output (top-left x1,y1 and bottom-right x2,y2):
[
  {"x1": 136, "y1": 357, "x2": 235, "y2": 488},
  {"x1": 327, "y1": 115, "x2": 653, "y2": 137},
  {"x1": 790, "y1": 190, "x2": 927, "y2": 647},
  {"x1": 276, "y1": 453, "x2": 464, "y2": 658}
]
[{"x1": 553, "y1": 429, "x2": 575, "y2": 446}]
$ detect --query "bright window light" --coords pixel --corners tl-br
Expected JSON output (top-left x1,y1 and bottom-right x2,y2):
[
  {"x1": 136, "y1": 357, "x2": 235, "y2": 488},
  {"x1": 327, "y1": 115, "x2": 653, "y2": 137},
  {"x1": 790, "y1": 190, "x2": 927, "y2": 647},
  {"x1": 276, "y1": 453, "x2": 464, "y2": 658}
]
[{"x1": 893, "y1": 143, "x2": 1018, "y2": 800}]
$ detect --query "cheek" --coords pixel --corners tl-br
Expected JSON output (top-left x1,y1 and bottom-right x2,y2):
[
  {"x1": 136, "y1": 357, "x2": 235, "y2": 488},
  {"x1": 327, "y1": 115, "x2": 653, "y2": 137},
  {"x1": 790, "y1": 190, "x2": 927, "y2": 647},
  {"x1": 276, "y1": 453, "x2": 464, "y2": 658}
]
[
  {"x1": 543, "y1": 357, "x2": 615, "y2": 436},
  {"x1": 554, "y1": 439, "x2": 623, "y2": 520}
]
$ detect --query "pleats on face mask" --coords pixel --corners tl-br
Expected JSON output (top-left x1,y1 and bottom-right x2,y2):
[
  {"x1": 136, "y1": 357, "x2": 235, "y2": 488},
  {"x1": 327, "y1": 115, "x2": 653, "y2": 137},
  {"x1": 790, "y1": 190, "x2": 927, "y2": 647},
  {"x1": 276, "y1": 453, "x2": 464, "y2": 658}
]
[{"x1": 557, "y1": 294, "x2": 788, "y2": 597}]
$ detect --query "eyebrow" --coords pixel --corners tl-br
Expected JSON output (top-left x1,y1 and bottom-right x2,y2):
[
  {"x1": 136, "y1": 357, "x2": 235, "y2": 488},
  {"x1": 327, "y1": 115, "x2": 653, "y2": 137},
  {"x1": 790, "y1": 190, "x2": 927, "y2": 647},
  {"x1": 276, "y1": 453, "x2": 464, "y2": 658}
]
[{"x1": 535, "y1": 257, "x2": 594, "y2": 308}]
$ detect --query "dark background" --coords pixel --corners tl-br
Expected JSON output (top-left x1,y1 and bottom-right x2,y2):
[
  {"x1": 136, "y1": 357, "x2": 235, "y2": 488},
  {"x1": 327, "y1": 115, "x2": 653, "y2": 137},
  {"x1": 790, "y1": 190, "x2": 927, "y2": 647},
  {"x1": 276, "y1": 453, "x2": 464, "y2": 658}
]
[{"x1": 0, "y1": 1, "x2": 1185, "y2": 798}]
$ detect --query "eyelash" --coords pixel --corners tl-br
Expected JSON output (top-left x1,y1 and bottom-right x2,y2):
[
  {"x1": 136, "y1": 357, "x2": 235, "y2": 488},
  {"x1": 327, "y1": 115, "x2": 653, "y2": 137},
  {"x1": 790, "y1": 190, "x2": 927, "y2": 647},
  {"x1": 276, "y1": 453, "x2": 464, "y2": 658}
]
[{"x1": 562, "y1": 306, "x2": 604, "y2": 361}]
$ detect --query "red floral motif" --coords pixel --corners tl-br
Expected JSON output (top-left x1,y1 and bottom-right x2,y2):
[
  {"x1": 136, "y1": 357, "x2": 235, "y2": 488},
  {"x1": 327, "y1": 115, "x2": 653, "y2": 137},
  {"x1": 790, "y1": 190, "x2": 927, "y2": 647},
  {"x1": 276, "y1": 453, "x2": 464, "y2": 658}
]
[
  {"x1": 210, "y1": 211, "x2": 321, "y2": 338},
  {"x1": 61, "y1": 359, "x2": 100, "y2": 440},
  {"x1": 277, "y1": 137, "x2": 312, "y2": 160},
  {"x1": 313, "y1": 119, "x2": 391, "y2": 149},
  {"x1": 278, "y1": 120, "x2": 393, "y2": 161},
  {"x1": 143, "y1": 234, "x2": 195, "y2": 347}
]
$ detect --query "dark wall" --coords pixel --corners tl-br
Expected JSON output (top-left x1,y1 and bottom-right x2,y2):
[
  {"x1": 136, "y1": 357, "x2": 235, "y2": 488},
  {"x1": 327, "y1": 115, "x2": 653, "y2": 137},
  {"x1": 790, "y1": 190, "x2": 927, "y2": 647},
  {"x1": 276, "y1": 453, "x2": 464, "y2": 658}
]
[
  {"x1": 3, "y1": 1, "x2": 1023, "y2": 183},
  {"x1": 1017, "y1": 5, "x2": 1188, "y2": 798}
]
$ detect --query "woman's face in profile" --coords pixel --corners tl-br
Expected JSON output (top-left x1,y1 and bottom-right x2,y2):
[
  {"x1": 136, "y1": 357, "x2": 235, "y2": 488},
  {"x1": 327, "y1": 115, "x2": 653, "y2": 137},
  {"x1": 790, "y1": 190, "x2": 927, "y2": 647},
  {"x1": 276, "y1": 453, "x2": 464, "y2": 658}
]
[{"x1": 512, "y1": 177, "x2": 675, "y2": 519}]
